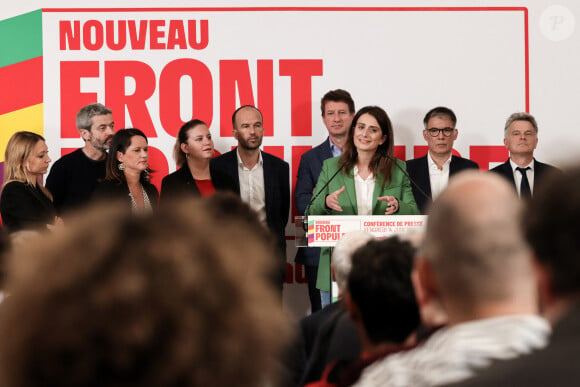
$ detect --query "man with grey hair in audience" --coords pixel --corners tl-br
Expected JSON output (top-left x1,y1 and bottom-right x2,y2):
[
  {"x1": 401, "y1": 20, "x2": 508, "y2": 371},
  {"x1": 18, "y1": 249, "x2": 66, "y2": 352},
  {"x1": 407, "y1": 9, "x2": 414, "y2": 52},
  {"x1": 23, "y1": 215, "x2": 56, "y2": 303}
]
[
  {"x1": 490, "y1": 112, "x2": 559, "y2": 199},
  {"x1": 299, "y1": 231, "x2": 375, "y2": 385},
  {"x1": 46, "y1": 103, "x2": 115, "y2": 214},
  {"x1": 353, "y1": 171, "x2": 550, "y2": 387}
]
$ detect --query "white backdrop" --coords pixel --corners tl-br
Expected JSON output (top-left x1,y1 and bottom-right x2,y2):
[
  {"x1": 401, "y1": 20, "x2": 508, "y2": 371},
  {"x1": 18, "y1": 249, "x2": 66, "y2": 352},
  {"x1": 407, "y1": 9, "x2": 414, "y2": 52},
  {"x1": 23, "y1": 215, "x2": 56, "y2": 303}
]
[{"x1": 2, "y1": 0, "x2": 579, "y2": 317}]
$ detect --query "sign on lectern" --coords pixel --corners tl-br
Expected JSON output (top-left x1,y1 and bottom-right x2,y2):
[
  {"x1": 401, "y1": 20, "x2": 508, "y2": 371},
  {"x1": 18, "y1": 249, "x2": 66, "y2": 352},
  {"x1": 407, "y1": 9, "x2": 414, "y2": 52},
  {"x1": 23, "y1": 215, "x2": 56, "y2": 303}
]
[{"x1": 295, "y1": 215, "x2": 428, "y2": 247}]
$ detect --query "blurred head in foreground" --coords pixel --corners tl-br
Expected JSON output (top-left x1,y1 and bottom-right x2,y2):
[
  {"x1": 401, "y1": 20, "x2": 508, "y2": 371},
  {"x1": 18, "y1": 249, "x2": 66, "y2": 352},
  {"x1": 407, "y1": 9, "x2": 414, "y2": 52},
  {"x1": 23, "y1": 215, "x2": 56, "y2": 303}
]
[
  {"x1": 0, "y1": 197, "x2": 288, "y2": 387},
  {"x1": 417, "y1": 170, "x2": 537, "y2": 323}
]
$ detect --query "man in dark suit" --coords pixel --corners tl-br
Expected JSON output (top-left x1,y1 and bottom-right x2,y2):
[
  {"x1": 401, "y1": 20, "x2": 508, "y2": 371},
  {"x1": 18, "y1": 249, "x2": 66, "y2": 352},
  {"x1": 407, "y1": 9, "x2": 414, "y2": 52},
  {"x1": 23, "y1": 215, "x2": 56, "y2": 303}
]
[
  {"x1": 446, "y1": 167, "x2": 580, "y2": 387},
  {"x1": 406, "y1": 106, "x2": 479, "y2": 214},
  {"x1": 210, "y1": 105, "x2": 289, "y2": 289},
  {"x1": 490, "y1": 112, "x2": 559, "y2": 199},
  {"x1": 295, "y1": 89, "x2": 355, "y2": 311}
]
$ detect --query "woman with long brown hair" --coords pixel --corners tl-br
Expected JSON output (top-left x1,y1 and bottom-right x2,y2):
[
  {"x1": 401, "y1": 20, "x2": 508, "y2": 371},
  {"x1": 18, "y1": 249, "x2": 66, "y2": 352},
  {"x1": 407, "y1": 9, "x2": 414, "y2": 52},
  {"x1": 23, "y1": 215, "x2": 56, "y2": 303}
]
[
  {"x1": 93, "y1": 128, "x2": 158, "y2": 212},
  {"x1": 160, "y1": 119, "x2": 215, "y2": 204},
  {"x1": 308, "y1": 106, "x2": 419, "y2": 303}
]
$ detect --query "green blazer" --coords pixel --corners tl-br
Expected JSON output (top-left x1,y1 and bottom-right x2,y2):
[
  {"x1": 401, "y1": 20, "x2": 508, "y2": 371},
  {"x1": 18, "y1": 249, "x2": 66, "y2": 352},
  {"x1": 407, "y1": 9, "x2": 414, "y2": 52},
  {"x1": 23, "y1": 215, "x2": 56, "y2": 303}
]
[{"x1": 308, "y1": 156, "x2": 420, "y2": 292}]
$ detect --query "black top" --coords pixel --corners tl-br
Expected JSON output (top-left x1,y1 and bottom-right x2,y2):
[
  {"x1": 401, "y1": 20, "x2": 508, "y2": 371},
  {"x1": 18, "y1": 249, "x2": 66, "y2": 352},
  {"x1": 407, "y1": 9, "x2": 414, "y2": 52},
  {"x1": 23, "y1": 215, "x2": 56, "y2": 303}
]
[
  {"x1": 45, "y1": 148, "x2": 106, "y2": 215},
  {"x1": 159, "y1": 163, "x2": 202, "y2": 205},
  {"x1": 0, "y1": 181, "x2": 57, "y2": 233},
  {"x1": 93, "y1": 179, "x2": 159, "y2": 211}
]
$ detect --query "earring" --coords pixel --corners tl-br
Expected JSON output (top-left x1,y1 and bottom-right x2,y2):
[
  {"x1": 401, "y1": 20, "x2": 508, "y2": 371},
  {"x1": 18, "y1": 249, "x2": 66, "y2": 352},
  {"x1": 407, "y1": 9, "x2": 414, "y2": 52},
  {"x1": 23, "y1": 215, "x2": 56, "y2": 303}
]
[{"x1": 118, "y1": 162, "x2": 125, "y2": 171}]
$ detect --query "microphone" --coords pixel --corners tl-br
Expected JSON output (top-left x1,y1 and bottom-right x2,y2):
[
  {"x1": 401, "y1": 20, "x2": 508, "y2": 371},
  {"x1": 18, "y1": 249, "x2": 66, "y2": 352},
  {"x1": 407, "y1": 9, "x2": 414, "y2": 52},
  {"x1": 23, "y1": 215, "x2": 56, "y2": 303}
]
[
  {"x1": 303, "y1": 162, "x2": 347, "y2": 224},
  {"x1": 302, "y1": 151, "x2": 355, "y2": 228},
  {"x1": 378, "y1": 150, "x2": 431, "y2": 203}
]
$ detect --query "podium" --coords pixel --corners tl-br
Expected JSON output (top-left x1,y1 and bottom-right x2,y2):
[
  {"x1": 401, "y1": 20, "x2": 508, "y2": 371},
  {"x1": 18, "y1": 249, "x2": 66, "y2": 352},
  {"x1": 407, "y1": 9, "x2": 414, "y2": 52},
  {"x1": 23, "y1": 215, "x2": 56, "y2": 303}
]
[
  {"x1": 294, "y1": 215, "x2": 428, "y2": 302},
  {"x1": 295, "y1": 215, "x2": 427, "y2": 247}
]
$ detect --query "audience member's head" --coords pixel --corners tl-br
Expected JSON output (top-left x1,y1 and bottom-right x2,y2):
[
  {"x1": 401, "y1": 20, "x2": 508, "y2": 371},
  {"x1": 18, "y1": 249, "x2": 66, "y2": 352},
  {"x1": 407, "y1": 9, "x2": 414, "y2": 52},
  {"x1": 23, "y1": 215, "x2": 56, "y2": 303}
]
[
  {"x1": 332, "y1": 231, "x2": 375, "y2": 298},
  {"x1": 418, "y1": 171, "x2": 537, "y2": 322},
  {"x1": 525, "y1": 166, "x2": 580, "y2": 320},
  {"x1": 202, "y1": 191, "x2": 282, "y2": 286},
  {"x1": 346, "y1": 237, "x2": 420, "y2": 349},
  {"x1": 0, "y1": 198, "x2": 288, "y2": 387}
]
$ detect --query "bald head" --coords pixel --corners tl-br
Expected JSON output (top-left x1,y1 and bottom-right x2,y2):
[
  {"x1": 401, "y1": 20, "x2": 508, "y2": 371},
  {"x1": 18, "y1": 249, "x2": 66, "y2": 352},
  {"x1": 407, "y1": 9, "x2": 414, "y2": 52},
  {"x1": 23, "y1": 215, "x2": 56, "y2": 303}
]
[{"x1": 423, "y1": 171, "x2": 533, "y2": 307}]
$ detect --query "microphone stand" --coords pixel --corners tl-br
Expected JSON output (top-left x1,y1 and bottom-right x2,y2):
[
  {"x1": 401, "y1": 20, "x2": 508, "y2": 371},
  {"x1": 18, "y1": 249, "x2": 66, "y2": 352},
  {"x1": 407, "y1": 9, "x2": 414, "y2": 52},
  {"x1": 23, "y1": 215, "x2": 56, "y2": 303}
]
[{"x1": 380, "y1": 150, "x2": 431, "y2": 203}]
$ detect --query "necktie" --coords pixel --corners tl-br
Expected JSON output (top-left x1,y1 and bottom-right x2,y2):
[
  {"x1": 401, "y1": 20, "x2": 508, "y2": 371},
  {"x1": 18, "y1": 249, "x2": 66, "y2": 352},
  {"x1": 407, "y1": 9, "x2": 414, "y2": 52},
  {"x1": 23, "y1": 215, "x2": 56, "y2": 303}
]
[{"x1": 516, "y1": 167, "x2": 531, "y2": 199}]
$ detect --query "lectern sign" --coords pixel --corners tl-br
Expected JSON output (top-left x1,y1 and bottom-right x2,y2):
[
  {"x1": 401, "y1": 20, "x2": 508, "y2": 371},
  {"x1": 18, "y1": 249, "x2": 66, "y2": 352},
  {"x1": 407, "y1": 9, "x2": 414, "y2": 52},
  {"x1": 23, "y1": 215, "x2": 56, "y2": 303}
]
[{"x1": 307, "y1": 215, "x2": 427, "y2": 247}]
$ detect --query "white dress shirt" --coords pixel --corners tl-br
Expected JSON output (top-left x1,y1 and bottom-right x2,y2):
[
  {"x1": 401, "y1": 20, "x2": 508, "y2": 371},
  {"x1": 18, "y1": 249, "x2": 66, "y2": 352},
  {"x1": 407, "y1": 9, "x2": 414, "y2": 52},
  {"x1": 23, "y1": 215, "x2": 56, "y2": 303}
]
[
  {"x1": 427, "y1": 152, "x2": 452, "y2": 200},
  {"x1": 353, "y1": 166, "x2": 375, "y2": 215},
  {"x1": 237, "y1": 149, "x2": 267, "y2": 224},
  {"x1": 509, "y1": 158, "x2": 535, "y2": 197}
]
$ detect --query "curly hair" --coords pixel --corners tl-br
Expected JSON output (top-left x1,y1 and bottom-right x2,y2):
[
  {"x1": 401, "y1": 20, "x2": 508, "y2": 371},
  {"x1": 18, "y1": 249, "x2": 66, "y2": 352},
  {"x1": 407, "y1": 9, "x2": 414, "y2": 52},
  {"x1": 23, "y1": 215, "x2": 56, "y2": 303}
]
[{"x1": 0, "y1": 198, "x2": 289, "y2": 387}]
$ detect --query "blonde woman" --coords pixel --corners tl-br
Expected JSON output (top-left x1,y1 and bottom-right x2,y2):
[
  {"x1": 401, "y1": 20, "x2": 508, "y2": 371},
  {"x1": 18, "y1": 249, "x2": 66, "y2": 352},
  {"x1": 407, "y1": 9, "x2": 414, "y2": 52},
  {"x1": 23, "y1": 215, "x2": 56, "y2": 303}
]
[{"x1": 0, "y1": 131, "x2": 59, "y2": 232}]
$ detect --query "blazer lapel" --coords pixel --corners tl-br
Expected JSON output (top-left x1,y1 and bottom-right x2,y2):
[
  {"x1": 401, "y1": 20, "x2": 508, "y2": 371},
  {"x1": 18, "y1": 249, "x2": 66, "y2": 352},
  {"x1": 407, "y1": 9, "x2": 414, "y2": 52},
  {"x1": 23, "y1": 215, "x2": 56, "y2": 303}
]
[
  {"x1": 341, "y1": 170, "x2": 358, "y2": 215},
  {"x1": 229, "y1": 149, "x2": 241, "y2": 194},
  {"x1": 262, "y1": 151, "x2": 273, "y2": 219},
  {"x1": 320, "y1": 138, "x2": 334, "y2": 160},
  {"x1": 503, "y1": 160, "x2": 517, "y2": 189},
  {"x1": 418, "y1": 156, "x2": 432, "y2": 198},
  {"x1": 372, "y1": 172, "x2": 387, "y2": 214}
]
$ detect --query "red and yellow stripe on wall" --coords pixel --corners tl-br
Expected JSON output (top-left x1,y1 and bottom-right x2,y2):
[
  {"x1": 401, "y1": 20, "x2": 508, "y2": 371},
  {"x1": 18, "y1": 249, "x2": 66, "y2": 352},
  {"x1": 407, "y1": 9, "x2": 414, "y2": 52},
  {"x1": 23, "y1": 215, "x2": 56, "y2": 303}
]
[{"x1": 0, "y1": 10, "x2": 43, "y2": 187}]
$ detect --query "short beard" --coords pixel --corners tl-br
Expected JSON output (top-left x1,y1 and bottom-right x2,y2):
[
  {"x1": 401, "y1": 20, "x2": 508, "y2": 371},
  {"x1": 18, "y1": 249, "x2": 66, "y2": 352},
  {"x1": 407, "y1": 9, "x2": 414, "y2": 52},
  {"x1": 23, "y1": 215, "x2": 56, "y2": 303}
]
[{"x1": 238, "y1": 138, "x2": 262, "y2": 151}]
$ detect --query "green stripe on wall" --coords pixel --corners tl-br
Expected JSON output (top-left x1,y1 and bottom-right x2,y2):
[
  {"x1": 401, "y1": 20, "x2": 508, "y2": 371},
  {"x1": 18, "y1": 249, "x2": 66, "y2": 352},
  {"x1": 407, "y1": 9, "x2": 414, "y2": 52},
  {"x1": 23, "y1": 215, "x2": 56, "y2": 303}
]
[{"x1": 0, "y1": 10, "x2": 42, "y2": 68}]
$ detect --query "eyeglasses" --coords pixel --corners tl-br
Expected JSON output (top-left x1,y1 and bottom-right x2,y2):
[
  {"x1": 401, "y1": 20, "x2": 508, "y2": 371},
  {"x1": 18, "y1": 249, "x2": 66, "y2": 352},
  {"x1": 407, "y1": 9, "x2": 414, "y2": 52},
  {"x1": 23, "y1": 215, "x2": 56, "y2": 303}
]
[{"x1": 426, "y1": 127, "x2": 455, "y2": 137}]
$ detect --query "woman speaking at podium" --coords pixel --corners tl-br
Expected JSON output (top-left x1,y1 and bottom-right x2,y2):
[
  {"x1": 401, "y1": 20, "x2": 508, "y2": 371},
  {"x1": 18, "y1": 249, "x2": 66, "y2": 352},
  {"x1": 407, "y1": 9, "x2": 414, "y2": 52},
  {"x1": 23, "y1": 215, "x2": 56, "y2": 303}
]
[{"x1": 308, "y1": 105, "x2": 419, "y2": 304}]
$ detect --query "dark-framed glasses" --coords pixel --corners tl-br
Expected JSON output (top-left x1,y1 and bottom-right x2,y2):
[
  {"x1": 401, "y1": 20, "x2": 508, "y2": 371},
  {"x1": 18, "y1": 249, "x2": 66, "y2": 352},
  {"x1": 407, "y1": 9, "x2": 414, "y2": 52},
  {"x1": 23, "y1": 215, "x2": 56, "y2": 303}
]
[{"x1": 426, "y1": 127, "x2": 455, "y2": 137}]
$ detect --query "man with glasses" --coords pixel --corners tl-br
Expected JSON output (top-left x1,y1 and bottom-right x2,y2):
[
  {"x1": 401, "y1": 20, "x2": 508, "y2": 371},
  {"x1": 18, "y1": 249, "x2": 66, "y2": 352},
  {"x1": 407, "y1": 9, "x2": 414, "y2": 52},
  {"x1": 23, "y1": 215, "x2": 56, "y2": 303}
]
[
  {"x1": 490, "y1": 112, "x2": 559, "y2": 199},
  {"x1": 406, "y1": 106, "x2": 478, "y2": 213}
]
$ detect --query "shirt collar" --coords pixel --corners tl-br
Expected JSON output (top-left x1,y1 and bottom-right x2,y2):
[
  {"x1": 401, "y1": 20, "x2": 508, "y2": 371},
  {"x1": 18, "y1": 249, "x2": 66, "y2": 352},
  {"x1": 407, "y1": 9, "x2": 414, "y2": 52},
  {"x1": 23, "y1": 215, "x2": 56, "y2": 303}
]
[
  {"x1": 328, "y1": 137, "x2": 342, "y2": 157},
  {"x1": 236, "y1": 148, "x2": 263, "y2": 168},
  {"x1": 353, "y1": 165, "x2": 374, "y2": 181},
  {"x1": 427, "y1": 152, "x2": 452, "y2": 170},
  {"x1": 509, "y1": 158, "x2": 534, "y2": 172}
]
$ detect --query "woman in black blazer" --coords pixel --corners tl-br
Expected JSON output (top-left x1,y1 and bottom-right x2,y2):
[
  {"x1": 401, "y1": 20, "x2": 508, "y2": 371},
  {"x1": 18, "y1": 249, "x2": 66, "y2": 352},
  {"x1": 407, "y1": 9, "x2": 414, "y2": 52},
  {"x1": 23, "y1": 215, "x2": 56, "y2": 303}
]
[
  {"x1": 94, "y1": 129, "x2": 158, "y2": 212},
  {"x1": 0, "y1": 132, "x2": 59, "y2": 232},
  {"x1": 160, "y1": 119, "x2": 215, "y2": 204}
]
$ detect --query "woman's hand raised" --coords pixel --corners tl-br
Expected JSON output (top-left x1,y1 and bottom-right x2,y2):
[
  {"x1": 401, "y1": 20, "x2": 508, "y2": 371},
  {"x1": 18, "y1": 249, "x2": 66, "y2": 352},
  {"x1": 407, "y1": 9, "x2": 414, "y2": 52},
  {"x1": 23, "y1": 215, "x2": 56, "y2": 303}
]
[{"x1": 325, "y1": 186, "x2": 346, "y2": 212}]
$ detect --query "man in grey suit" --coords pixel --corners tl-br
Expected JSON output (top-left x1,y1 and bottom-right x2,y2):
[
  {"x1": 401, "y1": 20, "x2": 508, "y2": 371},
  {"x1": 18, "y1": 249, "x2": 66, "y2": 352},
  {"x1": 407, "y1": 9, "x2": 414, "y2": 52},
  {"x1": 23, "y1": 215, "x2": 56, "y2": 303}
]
[
  {"x1": 294, "y1": 89, "x2": 355, "y2": 311},
  {"x1": 490, "y1": 112, "x2": 559, "y2": 199}
]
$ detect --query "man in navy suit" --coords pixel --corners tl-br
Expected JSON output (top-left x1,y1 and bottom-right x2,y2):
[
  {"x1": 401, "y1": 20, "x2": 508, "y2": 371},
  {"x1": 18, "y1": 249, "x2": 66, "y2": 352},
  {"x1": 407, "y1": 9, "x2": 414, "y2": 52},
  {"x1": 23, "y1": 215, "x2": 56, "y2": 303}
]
[
  {"x1": 294, "y1": 89, "x2": 355, "y2": 311},
  {"x1": 210, "y1": 105, "x2": 290, "y2": 291},
  {"x1": 490, "y1": 112, "x2": 559, "y2": 199},
  {"x1": 406, "y1": 106, "x2": 479, "y2": 214}
]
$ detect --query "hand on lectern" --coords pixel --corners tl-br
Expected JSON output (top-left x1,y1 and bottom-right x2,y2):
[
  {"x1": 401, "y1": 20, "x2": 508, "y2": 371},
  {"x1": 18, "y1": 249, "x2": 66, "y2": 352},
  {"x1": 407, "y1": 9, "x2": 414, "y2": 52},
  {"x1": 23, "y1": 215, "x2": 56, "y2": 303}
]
[{"x1": 378, "y1": 195, "x2": 399, "y2": 214}]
